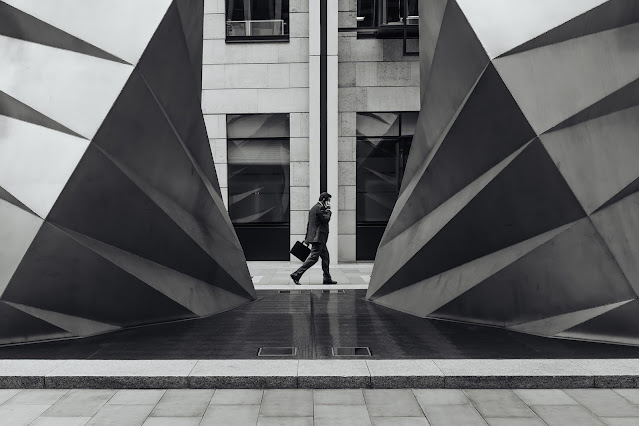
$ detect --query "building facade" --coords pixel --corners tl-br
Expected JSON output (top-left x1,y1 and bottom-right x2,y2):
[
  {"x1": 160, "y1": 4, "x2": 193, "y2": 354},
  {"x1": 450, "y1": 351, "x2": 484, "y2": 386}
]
[{"x1": 201, "y1": 0, "x2": 420, "y2": 262}]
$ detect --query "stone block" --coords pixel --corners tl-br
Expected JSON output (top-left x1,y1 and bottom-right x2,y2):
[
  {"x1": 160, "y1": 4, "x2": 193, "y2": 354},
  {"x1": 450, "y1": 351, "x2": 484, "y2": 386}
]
[
  {"x1": 290, "y1": 113, "x2": 310, "y2": 137},
  {"x1": 290, "y1": 137, "x2": 309, "y2": 161},
  {"x1": 211, "y1": 138, "x2": 227, "y2": 164},
  {"x1": 290, "y1": 0, "x2": 309, "y2": 13},
  {"x1": 290, "y1": 186, "x2": 310, "y2": 210},
  {"x1": 383, "y1": 39, "x2": 419, "y2": 62},
  {"x1": 338, "y1": 137, "x2": 356, "y2": 161},
  {"x1": 338, "y1": 63, "x2": 356, "y2": 87},
  {"x1": 289, "y1": 13, "x2": 309, "y2": 38},
  {"x1": 258, "y1": 88, "x2": 309, "y2": 113},
  {"x1": 291, "y1": 161, "x2": 309, "y2": 186},
  {"x1": 338, "y1": 87, "x2": 366, "y2": 112},
  {"x1": 338, "y1": 36, "x2": 352, "y2": 62},
  {"x1": 244, "y1": 43, "x2": 280, "y2": 63},
  {"x1": 339, "y1": 0, "x2": 358, "y2": 12},
  {"x1": 291, "y1": 210, "x2": 308, "y2": 234},
  {"x1": 339, "y1": 112, "x2": 356, "y2": 137},
  {"x1": 214, "y1": 163, "x2": 228, "y2": 187},
  {"x1": 225, "y1": 64, "x2": 269, "y2": 88},
  {"x1": 202, "y1": 65, "x2": 225, "y2": 89},
  {"x1": 290, "y1": 63, "x2": 309, "y2": 88},
  {"x1": 298, "y1": 361, "x2": 370, "y2": 389},
  {"x1": 350, "y1": 38, "x2": 383, "y2": 62},
  {"x1": 338, "y1": 185, "x2": 356, "y2": 211},
  {"x1": 202, "y1": 89, "x2": 258, "y2": 114},
  {"x1": 268, "y1": 64, "x2": 290, "y2": 88},
  {"x1": 285, "y1": 38, "x2": 309, "y2": 63},
  {"x1": 203, "y1": 14, "x2": 226, "y2": 40},
  {"x1": 338, "y1": 235, "x2": 356, "y2": 262},
  {"x1": 338, "y1": 11, "x2": 357, "y2": 29},
  {"x1": 377, "y1": 62, "x2": 416, "y2": 87},
  {"x1": 203, "y1": 114, "x2": 220, "y2": 139},
  {"x1": 338, "y1": 210, "x2": 356, "y2": 235},
  {"x1": 355, "y1": 62, "x2": 378, "y2": 87},
  {"x1": 366, "y1": 86, "x2": 420, "y2": 112},
  {"x1": 204, "y1": 0, "x2": 220, "y2": 13},
  {"x1": 338, "y1": 161, "x2": 356, "y2": 186}
]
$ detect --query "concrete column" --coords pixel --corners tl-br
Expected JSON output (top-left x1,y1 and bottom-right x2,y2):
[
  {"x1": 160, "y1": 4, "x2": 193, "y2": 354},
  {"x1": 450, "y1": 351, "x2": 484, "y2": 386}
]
[
  {"x1": 326, "y1": 0, "x2": 339, "y2": 263},
  {"x1": 308, "y1": 0, "x2": 321, "y2": 213}
]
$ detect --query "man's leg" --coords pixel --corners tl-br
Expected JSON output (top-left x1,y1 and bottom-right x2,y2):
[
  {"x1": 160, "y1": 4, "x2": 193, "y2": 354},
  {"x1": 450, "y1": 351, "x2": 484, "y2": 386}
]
[
  {"x1": 292, "y1": 243, "x2": 321, "y2": 280},
  {"x1": 320, "y1": 244, "x2": 335, "y2": 283}
]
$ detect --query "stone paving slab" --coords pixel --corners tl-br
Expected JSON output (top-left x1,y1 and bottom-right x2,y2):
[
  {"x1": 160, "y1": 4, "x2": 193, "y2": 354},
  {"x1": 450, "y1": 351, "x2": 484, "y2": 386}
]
[
  {"x1": 2, "y1": 388, "x2": 639, "y2": 425},
  {"x1": 0, "y1": 359, "x2": 638, "y2": 389}
]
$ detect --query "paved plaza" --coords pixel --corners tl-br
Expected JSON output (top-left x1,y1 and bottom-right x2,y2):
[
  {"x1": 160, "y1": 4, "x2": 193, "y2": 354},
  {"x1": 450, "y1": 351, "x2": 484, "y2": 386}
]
[
  {"x1": 2, "y1": 388, "x2": 639, "y2": 425},
  {"x1": 248, "y1": 262, "x2": 373, "y2": 288}
]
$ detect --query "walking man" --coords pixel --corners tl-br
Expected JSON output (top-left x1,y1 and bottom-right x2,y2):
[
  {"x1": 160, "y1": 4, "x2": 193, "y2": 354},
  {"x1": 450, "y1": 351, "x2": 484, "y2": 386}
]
[{"x1": 290, "y1": 192, "x2": 337, "y2": 285}]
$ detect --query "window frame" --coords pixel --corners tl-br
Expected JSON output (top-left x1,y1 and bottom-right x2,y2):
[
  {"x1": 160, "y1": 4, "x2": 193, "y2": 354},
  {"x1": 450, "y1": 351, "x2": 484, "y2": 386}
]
[{"x1": 225, "y1": 0, "x2": 290, "y2": 43}]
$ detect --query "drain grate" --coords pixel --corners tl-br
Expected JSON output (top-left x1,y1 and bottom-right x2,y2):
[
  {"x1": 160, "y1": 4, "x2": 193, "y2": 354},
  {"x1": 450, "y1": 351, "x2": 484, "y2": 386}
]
[
  {"x1": 258, "y1": 347, "x2": 298, "y2": 357},
  {"x1": 332, "y1": 347, "x2": 372, "y2": 356},
  {"x1": 278, "y1": 290, "x2": 311, "y2": 294},
  {"x1": 321, "y1": 289, "x2": 345, "y2": 294}
]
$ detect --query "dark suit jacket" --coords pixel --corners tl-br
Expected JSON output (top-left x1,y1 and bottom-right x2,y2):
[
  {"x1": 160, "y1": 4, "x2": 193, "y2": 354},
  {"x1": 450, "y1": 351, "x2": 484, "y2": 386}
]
[{"x1": 304, "y1": 202, "x2": 331, "y2": 244}]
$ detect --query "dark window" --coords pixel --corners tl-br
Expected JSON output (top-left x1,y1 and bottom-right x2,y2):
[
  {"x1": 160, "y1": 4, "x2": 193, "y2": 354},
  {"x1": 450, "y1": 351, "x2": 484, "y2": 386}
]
[
  {"x1": 356, "y1": 112, "x2": 417, "y2": 260},
  {"x1": 356, "y1": 0, "x2": 419, "y2": 46},
  {"x1": 227, "y1": 114, "x2": 290, "y2": 260},
  {"x1": 226, "y1": 0, "x2": 289, "y2": 41}
]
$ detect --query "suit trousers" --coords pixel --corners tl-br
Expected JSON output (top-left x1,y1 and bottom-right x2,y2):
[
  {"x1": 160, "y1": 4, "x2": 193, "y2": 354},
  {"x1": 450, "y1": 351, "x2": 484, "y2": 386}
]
[{"x1": 292, "y1": 242, "x2": 331, "y2": 280}]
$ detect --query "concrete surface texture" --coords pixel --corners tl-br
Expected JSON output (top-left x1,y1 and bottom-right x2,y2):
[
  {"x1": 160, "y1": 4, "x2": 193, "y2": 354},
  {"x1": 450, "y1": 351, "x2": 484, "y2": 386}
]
[{"x1": 2, "y1": 388, "x2": 639, "y2": 425}]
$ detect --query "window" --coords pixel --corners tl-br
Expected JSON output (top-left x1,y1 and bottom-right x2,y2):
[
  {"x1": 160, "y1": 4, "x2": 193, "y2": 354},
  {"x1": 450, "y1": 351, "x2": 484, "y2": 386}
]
[
  {"x1": 226, "y1": 0, "x2": 289, "y2": 41},
  {"x1": 356, "y1": 112, "x2": 417, "y2": 260},
  {"x1": 227, "y1": 114, "x2": 290, "y2": 260},
  {"x1": 356, "y1": 0, "x2": 418, "y2": 49}
]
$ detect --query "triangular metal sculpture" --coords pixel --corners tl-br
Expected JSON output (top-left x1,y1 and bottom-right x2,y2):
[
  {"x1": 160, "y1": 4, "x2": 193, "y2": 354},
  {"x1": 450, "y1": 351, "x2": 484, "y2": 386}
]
[
  {"x1": 0, "y1": 0, "x2": 255, "y2": 344},
  {"x1": 368, "y1": 0, "x2": 639, "y2": 346}
]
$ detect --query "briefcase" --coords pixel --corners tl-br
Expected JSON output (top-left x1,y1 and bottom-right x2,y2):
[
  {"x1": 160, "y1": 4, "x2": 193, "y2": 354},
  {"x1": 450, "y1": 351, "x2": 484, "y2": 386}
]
[{"x1": 290, "y1": 241, "x2": 311, "y2": 261}]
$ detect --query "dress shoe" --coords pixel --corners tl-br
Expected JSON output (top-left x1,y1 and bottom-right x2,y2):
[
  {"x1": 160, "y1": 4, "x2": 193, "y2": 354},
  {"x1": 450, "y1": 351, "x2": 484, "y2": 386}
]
[
  {"x1": 290, "y1": 273, "x2": 301, "y2": 285},
  {"x1": 323, "y1": 279, "x2": 337, "y2": 285}
]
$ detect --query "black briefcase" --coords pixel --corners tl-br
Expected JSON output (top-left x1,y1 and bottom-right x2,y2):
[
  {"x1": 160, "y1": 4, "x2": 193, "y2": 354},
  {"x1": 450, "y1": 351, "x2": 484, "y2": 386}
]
[{"x1": 290, "y1": 241, "x2": 311, "y2": 261}]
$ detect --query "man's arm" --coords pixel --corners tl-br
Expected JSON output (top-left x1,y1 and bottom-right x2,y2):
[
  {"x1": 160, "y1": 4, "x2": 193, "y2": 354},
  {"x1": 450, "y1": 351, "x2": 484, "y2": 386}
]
[{"x1": 317, "y1": 206, "x2": 332, "y2": 224}]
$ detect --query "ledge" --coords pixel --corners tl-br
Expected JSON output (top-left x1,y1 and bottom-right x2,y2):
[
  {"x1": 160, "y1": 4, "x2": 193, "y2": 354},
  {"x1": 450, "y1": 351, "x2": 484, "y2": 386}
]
[{"x1": 0, "y1": 359, "x2": 637, "y2": 389}]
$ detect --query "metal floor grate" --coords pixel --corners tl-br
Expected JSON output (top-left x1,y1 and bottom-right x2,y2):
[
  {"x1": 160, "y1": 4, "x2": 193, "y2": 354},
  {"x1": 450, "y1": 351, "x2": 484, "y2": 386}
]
[
  {"x1": 321, "y1": 289, "x2": 346, "y2": 294},
  {"x1": 278, "y1": 290, "x2": 311, "y2": 294},
  {"x1": 332, "y1": 347, "x2": 372, "y2": 356},
  {"x1": 258, "y1": 347, "x2": 298, "y2": 357}
]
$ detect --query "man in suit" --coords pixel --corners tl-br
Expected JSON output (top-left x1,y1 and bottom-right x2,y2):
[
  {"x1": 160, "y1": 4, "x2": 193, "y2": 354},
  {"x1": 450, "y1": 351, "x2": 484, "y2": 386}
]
[{"x1": 290, "y1": 192, "x2": 337, "y2": 285}]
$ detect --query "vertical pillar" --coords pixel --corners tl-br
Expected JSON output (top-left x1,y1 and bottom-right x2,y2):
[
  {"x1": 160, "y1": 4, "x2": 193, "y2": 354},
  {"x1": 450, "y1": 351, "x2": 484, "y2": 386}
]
[
  {"x1": 308, "y1": 0, "x2": 321, "y2": 213},
  {"x1": 309, "y1": 0, "x2": 338, "y2": 263},
  {"x1": 325, "y1": 0, "x2": 339, "y2": 263}
]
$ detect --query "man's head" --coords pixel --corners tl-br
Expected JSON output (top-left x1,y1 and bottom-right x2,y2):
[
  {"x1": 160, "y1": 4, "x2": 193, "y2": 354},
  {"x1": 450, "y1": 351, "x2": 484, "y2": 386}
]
[{"x1": 319, "y1": 192, "x2": 332, "y2": 202}]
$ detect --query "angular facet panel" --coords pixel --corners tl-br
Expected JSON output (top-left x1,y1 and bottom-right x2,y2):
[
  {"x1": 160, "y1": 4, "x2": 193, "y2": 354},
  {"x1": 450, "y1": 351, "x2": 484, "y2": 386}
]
[
  {"x1": 0, "y1": 1, "x2": 125, "y2": 64},
  {"x1": 0, "y1": 0, "x2": 254, "y2": 344},
  {"x1": 371, "y1": 0, "x2": 639, "y2": 346},
  {"x1": 494, "y1": 22, "x2": 639, "y2": 135},
  {"x1": 0, "y1": 199, "x2": 42, "y2": 297},
  {"x1": 541, "y1": 104, "x2": 639, "y2": 214},
  {"x1": 503, "y1": 0, "x2": 639, "y2": 57},
  {"x1": 401, "y1": 0, "x2": 489, "y2": 194},
  {"x1": 0, "y1": 116, "x2": 89, "y2": 218},
  {"x1": 385, "y1": 64, "x2": 535, "y2": 245},
  {"x1": 432, "y1": 219, "x2": 634, "y2": 327},
  {"x1": 0, "y1": 34, "x2": 133, "y2": 139},
  {"x1": 457, "y1": 0, "x2": 607, "y2": 58},
  {"x1": 2, "y1": 0, "x2": 173, "y2": 64}
]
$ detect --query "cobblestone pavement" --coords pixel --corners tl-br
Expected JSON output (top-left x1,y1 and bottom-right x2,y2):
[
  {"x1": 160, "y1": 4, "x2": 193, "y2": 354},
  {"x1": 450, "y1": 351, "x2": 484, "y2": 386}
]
[{"x1": 3, "y1": 388, "x2": 639, "y2": 425}]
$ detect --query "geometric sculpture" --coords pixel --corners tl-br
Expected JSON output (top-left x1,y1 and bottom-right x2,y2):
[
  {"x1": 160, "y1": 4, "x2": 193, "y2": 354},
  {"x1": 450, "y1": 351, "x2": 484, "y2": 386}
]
[
  {"x1": 368, "y1": 0, "x2": 639, "y2": 345},
  {"x1": 0, "y1": 0, "x2": 255, "y2": 344}
]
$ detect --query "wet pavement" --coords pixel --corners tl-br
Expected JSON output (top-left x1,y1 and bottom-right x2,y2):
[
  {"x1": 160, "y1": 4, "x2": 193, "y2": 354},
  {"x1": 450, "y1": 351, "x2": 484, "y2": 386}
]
[{"x1": 0, "y1": 290, "x2": 639, "y2": 360}]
